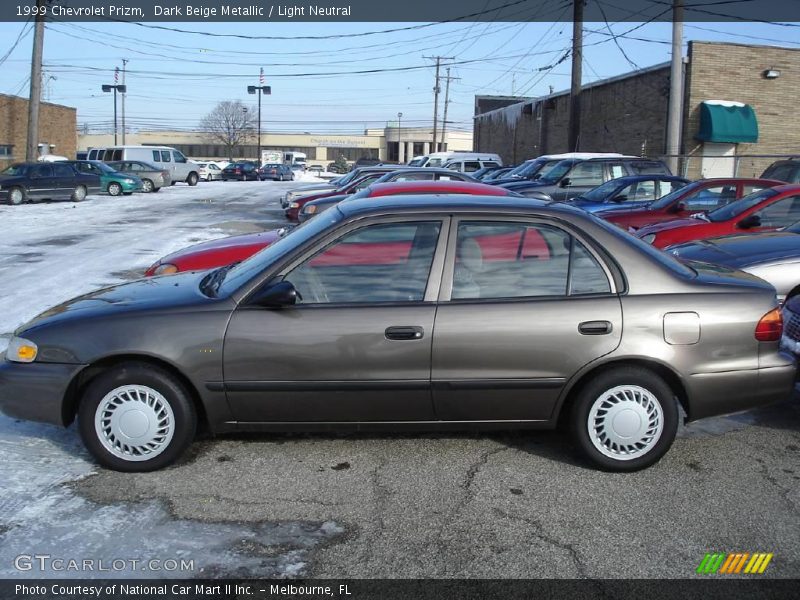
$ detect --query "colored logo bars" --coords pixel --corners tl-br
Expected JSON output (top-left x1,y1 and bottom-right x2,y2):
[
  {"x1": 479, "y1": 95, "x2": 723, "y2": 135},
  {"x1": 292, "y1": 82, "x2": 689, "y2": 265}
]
[{"x1": 697, "y1": 552, "x2": 774, "y2": 575}]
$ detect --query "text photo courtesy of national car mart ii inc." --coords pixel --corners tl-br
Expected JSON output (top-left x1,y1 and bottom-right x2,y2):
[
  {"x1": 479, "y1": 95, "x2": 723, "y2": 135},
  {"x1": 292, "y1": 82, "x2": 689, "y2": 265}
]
[{"x1": 36, "y1": 4, "x2": 353, "y2": 19}]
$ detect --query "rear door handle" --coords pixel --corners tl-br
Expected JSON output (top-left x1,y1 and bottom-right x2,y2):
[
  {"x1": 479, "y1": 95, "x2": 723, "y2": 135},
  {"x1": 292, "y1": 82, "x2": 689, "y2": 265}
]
[
  {"x1": 578, "y1": 321, "x2": 613, "y2": 335},
  {"x1": 385, "y1": 326, "x2": 424, "y2": 341}
]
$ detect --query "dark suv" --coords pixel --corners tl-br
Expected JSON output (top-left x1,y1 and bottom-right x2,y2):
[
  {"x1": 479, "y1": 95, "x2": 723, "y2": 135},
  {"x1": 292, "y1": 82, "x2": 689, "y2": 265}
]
[
  {"x1": 502, "y1": 157, "x2": 671, "y2": 200},
  {"x1": 761, "y1": 159, "x2": 800, "y2": 183}
]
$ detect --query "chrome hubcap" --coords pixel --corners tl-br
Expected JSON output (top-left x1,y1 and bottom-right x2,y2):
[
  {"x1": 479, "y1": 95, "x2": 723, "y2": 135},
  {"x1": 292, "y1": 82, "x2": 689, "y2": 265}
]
[
  {"x1": 143, "y1": 180, "x2": 153, "y2": 192},
  {"x1": 74, "y1": 187, "x2": 86, "y2": 200},
  {"x1": 94, "y1": 385, "x2": 175, "y2": 462},
  {"x1": 10, "y1": 189, "x2": 23, "y2": 204},
  {"x1": 588, "y1": 385, "x2": 663, "y2": 460}
]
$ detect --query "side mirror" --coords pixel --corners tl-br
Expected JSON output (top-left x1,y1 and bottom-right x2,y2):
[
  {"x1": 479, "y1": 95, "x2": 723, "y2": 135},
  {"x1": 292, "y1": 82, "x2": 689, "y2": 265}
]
[
  {"x1": 559, "y1": 177, "x2": 571, "y2": 188},
  {"x1": 612, "y1": 194, "x2": 628, "y2": 202},
  {"x1": 250, "y1": 281, "x2": 300, "y2": 308},
  {"x1": 738, "y1": 214, "x2": 761, "y2": 229},
  {"x1": 669, "y1": 201, "x2": 686, "y2": 214}
]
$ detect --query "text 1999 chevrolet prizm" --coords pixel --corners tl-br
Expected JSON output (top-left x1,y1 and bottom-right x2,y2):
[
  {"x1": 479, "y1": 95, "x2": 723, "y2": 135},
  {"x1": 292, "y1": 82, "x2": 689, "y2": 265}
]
[{"x1": 0, "y1": 196, "x2": 795, "y2": 471}]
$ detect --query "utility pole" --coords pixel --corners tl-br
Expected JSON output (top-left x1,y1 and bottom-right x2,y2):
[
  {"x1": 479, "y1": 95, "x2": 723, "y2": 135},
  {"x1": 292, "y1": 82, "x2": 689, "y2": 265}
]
[
  {"x1": 440, "y1": 68, "x2": 460, "y2": 151},
  {"x1": 121, "y1": 59, "x2": 128, "y2": 144},
  {"x1": 568, "y1": 0, "x2": 584, "y2": 152},
  {"x1": 665, "y1": 0, "x2": 684, "y2": 174},
  {"x1": 424, "y1": 56, "x2": 453, "y2": 153},
  {"x1": 26, "y1": 0, "x2": 46, "y2": 161}
]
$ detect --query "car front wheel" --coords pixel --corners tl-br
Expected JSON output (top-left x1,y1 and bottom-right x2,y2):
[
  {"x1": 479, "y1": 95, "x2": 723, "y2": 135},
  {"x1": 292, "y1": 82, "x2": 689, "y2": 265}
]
[
  {"x1": 78, "y1": 362, "x2": 197, "y2": 472},
  {"x1": 570, "y1": 366, "x2": 678, "y2": 472},
  {"x1": 8, "y1": 186, "x2": 26, "y2": 205},
  {"x1": 107, "y1": 182, "x2": 122, "y2": 196},
  {"x1": 187, "y1": 172, "x2": 199, "y2": 186}
]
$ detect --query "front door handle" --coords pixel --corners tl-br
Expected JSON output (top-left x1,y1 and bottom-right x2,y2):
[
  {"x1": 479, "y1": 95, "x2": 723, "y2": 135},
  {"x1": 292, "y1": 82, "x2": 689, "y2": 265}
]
[
  {"x1": 578, "y1": 321, "x2": 613, "y2": 335},
  {"x1": 385, "y1": 326, "x2": 424, "y2": 341}
]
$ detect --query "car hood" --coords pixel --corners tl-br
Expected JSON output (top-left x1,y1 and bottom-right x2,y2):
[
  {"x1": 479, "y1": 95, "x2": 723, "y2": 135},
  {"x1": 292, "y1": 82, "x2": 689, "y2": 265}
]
[
  {"x1": 0, "y1": 174, "x2": 23, "y2": 183},
  {"x1": 21, "y1": 271, "x2": 213, "y2": 334},
  {"x1": 638, "y1": 217, "x2": 704, "y2": 235},
  {"x1": 162, "y1": 230, "x2": 282, "y2": 260},
  {"x1": 499, "y1": 180, "x2": 549, "y2": 191},
  {"x1": 669, "y1": 231, "x2": 800, "y2": 267}
]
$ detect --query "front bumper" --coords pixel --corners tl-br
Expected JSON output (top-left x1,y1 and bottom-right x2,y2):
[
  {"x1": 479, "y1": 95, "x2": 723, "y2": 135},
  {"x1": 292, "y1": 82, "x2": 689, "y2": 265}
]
[{"x1": 0, "y1": 360, "x2": 85, "y2": 427}]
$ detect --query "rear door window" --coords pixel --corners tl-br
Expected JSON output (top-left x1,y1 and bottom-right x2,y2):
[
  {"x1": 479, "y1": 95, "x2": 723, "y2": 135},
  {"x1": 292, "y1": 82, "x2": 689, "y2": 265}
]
[
  {"x1": 161, "y1": 151, "x2": 171, "y2": 162},
  {"x1": 463, "y1": 161, "x2": 481, "y2": 172},
  {"x1": 152, "y1": 150, "x2": 162, "y2": 163},
  {"x1": 628, "y1": 160, "x2": 669, "y2": 174},
  {"x1": 753, "y1": 196, "x2": 800, "y2": 228},
  {"x1": 449, "y1": 221, "x2": 610, "y2": 299},
  {"x1": 53, "y1": 164, "x2": 74, "y2": 178},
  {"x1": 567, "y1": 162, "x2": 605, "y2": 186},
  {"x1": 684, "y1": 185, "x2": 737, "y2": 211}
]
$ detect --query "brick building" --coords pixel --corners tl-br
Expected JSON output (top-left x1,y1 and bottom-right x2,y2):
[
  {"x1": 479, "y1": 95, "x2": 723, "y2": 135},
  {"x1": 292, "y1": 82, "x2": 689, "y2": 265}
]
[
  {"x1": 0, "y1": 94, "x2": 77, "y2": 168},
  {"x1": 474, "y1": 41, "x2": 800, "y2": 179}
]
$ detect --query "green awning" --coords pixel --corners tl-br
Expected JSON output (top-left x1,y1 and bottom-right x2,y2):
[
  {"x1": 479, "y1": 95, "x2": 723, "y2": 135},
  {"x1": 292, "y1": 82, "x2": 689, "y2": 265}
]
[{"x1": 697, "y1": 101, "x2": 758, "y2": 143}]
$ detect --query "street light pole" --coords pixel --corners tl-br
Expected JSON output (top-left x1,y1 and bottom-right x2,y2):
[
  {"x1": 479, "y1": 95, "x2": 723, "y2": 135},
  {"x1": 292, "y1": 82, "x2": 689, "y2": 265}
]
[
  {"x1": 397, "y1": 112, "x2": 403, "y2": 163},
  {"x1": 248, "y1": 71, "x2": 271, "y2": 165},
  {"x1": 101, "y1": 84, "x2": 126, "y2": 145}
]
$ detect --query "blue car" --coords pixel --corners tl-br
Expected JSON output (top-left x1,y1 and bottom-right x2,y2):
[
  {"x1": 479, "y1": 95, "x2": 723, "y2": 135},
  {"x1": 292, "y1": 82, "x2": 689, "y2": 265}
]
[{"x1": 565, "y1": 175, "x2": 689, "y2": 213}]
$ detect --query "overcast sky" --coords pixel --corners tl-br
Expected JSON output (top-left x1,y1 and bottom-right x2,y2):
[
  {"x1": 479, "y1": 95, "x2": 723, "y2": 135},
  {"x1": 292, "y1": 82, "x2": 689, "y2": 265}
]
[{"x1": 0, "y1": 19, "x2": 797, "y2": 135}]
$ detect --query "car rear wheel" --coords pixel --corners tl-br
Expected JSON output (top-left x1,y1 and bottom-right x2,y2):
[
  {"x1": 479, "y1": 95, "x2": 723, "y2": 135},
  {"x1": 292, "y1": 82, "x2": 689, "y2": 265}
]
[
  {"x1": 78, "y1": 362, "x2": 197, "y2": 472},
  {"x1": 71, "y1": 185, "x2": 87, "y2": 202},
  {"x1": 141, "y1": 179, "x2": 154, "y2": 193},
  {"x1": 8, "y1": 186, "x2": 26, "y2": 205},
  {"x1": 107, "y1": 182, "x2": 122, "y2": 196},
  {"x1": 570, "y1": 366, "x2": 678, "y2": 471}
]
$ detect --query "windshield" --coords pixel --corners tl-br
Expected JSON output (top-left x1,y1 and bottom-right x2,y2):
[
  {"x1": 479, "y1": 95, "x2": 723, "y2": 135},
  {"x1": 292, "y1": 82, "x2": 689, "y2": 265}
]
[
  {"x1": 220, "y1": 209, "x2": 342, "y2": 295},
  {"x1": 510, "y1": 159, "x2": 546, "y2": 178},
  {"x1": 407, "y1": 158, "x2": 423, "y2": 167},
  {"x1": 427, "y1": 158, "x2": 444, "y2": 167},
  {"x1": 649, "y1": 181, "x2": 704, "y2": 209},
  {"x1": 1, "y1": 164, "x2": 25, "y2": 176},
  {"x1": 90, "y1": 161, "x2": 116, "y2": 173},
  {"x1": 707, "y1": 188, "x2": 778, "y2": 222},
  {"x1": 538, "y1": 160, "x2": 575, "y2": 184},
  {"x1": 577, "y1": 179, "x2": 624, "y2": 201}
]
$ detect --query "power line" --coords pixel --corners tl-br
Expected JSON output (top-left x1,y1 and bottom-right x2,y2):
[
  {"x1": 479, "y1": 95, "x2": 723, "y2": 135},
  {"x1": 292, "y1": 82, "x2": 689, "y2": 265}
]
[{"x1": 0, "y1": 19, "x2": 31, "y2": 68}]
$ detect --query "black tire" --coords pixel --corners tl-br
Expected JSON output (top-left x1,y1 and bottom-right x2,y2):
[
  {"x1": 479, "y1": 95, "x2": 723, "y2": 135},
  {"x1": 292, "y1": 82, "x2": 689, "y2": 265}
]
[
  {"x1": 570, "y1": 366, "x2": 678, "y2": 472},
  {"x1": 206, "y1": 174, "x2": 213, "y2": 182},
  {"x1": 187, "y1": 172, "x2": 199, "y2": 186},
  {"x1": 141, "y1": 179, "x2": 154, "y2": 193},
  {"x1": 107, "y1": 182, "x2": 122, "y2": 196},
  {"x1": 152, "y1": 187, "x2": 161, "y2": 193},
  {"x1": 78, "y1": 362, "x2": 197, "y2": 472},
  {"x1": 8, "y1": 186, "x2": 26, "y2": 205},
  {"x1": 70, "y1": 185, "x2": 87, "y2": 202}
]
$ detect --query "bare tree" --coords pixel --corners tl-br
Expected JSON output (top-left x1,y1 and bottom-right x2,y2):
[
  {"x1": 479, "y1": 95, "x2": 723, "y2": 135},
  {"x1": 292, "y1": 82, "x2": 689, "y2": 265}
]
[{"x1": 199, "y1": 100, "x2": 253, "y2": 160}]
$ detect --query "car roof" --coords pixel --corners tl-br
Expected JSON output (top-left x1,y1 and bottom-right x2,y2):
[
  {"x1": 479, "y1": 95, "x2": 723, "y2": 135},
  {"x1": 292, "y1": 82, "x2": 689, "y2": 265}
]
[
  {"x1": 385, "y1": 167, "x2": 471, "y2": 175},
  {"x1": 608, "y1": 174, "x2": 688, "y2": 183},
  {"x1": 339, "y1": 193, "x2": 583, "y2": 218},
  {"x1": 685, "y1": 177, "x2": 785, "y2": 186},
  {"x1": 366, "y1": 181, "x2": 511, "y2": 197}
]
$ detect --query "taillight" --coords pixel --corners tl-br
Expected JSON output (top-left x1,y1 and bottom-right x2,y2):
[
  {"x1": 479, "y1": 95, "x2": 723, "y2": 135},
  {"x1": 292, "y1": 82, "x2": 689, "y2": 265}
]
[
  {"x1": 755, "y1": 308, "x2": 783, "y2": 341},
  {"x1": 235, "y1": 169, "x2": 241, "y2": 174}
]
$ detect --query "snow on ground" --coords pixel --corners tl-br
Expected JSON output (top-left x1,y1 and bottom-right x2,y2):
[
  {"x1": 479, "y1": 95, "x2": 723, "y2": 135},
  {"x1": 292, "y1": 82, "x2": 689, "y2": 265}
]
[{"x1": 0, "y1": 180, "x2": 294, "y2": 352}]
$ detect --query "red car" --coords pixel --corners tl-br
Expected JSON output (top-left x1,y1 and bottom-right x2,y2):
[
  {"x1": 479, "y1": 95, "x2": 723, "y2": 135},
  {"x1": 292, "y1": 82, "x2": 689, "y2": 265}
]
[
  {"x1": 598, "y1": 178, "x2": 782, "y2": 231},
  {"x1": 285, "y1": 173, "x2": 385, "y2": 221},
  {"x1": 146, "y1": 181, "x2": 515, "y2": 276},
  {"x1": 635, "y1": 184, "x2": 800, "y2": 249}
]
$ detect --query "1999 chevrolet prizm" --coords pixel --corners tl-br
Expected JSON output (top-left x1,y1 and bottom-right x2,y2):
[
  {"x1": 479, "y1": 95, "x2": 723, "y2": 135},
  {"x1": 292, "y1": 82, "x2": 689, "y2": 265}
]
[{"x1": 1, "y1": 196, "x2": 796, "y2": 472}]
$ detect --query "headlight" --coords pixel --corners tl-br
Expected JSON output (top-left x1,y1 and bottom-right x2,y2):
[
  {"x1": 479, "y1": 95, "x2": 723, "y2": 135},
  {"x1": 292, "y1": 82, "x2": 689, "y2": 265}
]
[
  {"x1": 289, "y1": 202, "x2": 299, "y2": 208},
  {"x1": 153, "y1": 263, "x2": 179, "y2": 275},
  {"x1": 125, "y1": 178, "x2": 136, "y2": 184},
  {"x1": 641, "y1": 233, "x2": 657, "y2": 244},
  {"x1": 304, "y1": 205, "x2": 317, "y2": 215},
  {"x1": 6, "y1": 337, "x2": 38, "y2": 363}
]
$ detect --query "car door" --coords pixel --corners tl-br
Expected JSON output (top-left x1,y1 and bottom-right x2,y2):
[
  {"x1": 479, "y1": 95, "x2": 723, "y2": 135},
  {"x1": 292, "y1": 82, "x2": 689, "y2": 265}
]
[
  {"x1": 431, "y1": 218, "x2": 622, "y2": 421},
  {"x1": 222, "y1": 217, "x2": 449, "y2": 423},
  {"x1": 51, "y1": 163, "x2": 78, "y2": 198},
  {"x1": 26, "y1": 164, "x2": 57, "y2": 199}
]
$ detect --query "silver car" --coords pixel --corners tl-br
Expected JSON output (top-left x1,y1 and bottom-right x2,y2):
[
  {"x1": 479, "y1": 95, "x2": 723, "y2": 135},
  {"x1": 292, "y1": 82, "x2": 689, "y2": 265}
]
[
  {"x1": 669, "y1": 221, "x2": 800, "y2": 304},
  {"x1": 106, "y1": 160, "x2": 171, "y2": 192},
  {"x1": 0, "y1": 196, "x2": 795, "y2": 472}
]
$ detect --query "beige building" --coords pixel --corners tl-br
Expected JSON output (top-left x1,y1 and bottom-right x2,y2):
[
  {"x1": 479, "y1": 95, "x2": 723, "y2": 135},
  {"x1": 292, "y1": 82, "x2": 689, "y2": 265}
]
[
  {"x1": 0, "y1": 94, "x2": 77, "y2": 168},
  {"x1": 78, "y1": 126, "x2": 473, "y2": 166},
  {"x1": 475, "y1": 41, "x2": 800, "y2": 179}
]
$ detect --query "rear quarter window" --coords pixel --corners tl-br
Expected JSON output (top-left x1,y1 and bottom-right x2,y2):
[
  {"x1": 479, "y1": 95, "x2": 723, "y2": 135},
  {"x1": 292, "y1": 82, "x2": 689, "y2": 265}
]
[{"x1": 628, "y1": 161, "x2": 670, "y2": 175}]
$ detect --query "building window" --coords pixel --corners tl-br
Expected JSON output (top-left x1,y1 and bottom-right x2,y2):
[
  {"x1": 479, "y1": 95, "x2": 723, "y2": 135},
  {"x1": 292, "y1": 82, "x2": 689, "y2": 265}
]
[{"x1": 0, "y1": 145, "x2": 13, "y2": 157}]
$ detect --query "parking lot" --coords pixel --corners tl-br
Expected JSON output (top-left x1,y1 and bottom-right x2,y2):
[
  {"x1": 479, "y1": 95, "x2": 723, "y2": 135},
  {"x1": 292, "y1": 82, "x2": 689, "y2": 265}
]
[{"x1": 0, "y1": 182, "x2": 798, "y2": 579}]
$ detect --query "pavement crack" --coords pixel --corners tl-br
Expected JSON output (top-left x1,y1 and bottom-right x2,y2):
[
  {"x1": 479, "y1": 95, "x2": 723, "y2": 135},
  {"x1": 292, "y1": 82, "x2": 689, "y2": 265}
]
[
  {"x1": 756, "y1": 460, "x2": 799, "y2": 514},
  {"x1": 492, "y1": 508, "x2": 589, "y2": 578},
  {"x1": 370, "y1": 458, "x2": 389, "y2": 534},
  {"x1": 459, "y1": 445, "x2": 507, "y2": 508}
]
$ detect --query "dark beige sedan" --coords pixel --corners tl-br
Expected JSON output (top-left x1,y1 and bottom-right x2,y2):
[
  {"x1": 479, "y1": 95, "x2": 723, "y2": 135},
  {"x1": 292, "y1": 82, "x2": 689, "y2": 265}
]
[{"x1": 0, "y1": 196, "x2": 795, "y2": 472}]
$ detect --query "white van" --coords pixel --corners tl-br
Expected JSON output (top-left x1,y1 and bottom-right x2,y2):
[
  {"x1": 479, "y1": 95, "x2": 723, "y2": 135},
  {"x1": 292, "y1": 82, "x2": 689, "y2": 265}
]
[
  {"x1": 408, "y1": 151, "x2": 503, "y2": 168},
  {"x1": 86, "y1": 146, "x2": 201, "y2": 186},
  {"x1": 442, "y1": 156, "x2": 503, "y2": 173}
]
